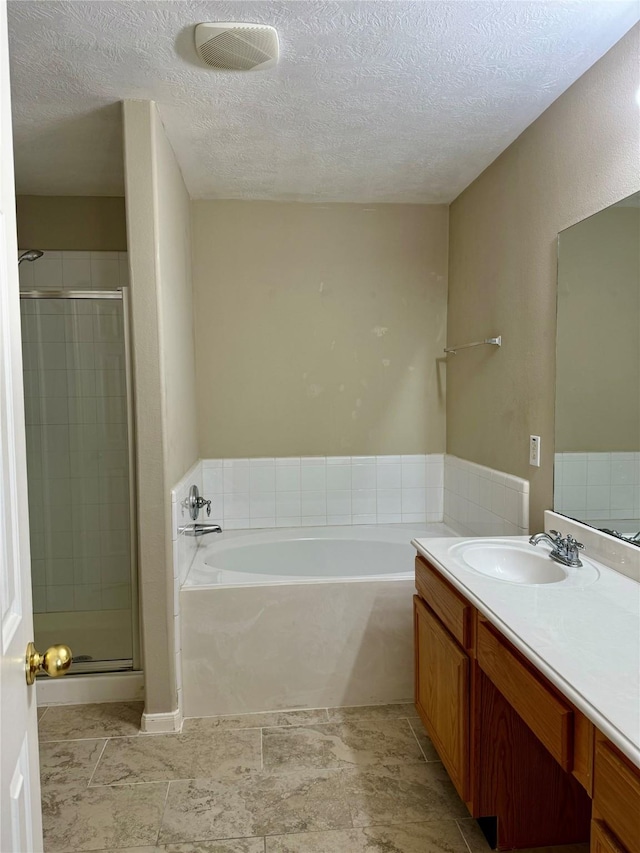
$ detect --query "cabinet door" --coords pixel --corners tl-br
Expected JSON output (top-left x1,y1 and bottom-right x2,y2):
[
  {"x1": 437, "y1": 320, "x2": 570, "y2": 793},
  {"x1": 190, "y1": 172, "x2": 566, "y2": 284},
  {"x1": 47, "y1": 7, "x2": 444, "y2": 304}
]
[
  {"x1": 593, "y1": 740, "x2": 640, "y2": 853},
  {"x1": 591, "y1": 820, "x2": 627, "y2": 853},
  {"x1": 414, "y1": 595, "x2": 469, "y2": 800}
]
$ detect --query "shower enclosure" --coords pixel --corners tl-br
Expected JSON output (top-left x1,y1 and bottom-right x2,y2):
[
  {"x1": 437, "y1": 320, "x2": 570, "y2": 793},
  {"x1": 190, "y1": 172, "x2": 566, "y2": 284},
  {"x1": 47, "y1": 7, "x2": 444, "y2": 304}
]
[{"x1": 19, "y1": 254, "x2": 138, "y2": 674}]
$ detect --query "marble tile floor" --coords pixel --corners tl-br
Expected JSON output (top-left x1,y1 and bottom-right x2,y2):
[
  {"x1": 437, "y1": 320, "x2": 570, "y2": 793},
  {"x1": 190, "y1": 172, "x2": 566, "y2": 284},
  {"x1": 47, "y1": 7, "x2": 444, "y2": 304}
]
[{"x1": 38, "y1": 701, "x2": 590, "y2": 853}]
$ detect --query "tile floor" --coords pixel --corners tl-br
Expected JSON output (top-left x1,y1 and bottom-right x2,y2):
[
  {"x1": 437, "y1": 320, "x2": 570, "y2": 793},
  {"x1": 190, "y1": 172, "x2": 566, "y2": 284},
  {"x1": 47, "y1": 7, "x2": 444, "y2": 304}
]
[{"x1": 38, "y1": 701, "x2": 590, "y2": 853}]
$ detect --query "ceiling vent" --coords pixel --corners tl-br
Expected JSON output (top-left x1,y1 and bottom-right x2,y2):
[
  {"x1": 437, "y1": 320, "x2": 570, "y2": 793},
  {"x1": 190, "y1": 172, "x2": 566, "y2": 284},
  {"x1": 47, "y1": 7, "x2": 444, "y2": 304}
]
[{"x1": 194, "y1": 23, "x2": 279, "y2": 71}]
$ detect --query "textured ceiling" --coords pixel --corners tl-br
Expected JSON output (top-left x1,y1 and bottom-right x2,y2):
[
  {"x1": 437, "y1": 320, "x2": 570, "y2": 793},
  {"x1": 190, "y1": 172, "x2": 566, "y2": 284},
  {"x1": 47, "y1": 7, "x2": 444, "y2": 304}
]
[{"x1": 8, "y1": 1, "x2": 640, "y2": 202}]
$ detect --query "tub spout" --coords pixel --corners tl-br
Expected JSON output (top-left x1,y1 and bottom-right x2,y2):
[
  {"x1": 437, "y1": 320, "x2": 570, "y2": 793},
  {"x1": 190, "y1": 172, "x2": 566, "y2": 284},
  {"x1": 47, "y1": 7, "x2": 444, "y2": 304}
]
[{"x1": 180, "y1": 523, "x2": 222, "y2": 537}]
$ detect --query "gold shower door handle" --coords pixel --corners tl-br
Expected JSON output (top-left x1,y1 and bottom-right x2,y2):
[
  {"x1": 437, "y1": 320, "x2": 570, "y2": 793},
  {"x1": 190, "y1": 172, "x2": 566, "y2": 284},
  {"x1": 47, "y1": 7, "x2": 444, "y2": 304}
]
[{"x1": 25, "y1": 642, "x2": 72, "y2": 685}]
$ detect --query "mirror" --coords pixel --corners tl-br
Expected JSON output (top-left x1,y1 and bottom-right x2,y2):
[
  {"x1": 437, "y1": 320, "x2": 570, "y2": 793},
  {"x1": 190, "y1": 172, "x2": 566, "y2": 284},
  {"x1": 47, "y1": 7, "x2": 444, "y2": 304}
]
[{"x1": 554, "y1": 191, "x2": 640, "y2": 543}]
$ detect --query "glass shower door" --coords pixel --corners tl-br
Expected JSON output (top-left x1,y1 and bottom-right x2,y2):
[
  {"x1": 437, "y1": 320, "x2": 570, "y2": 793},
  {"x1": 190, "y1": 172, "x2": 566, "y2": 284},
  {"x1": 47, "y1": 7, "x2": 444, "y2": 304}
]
[{"x1": 20, "y1": 290, "x2": 138, "y2": 673}]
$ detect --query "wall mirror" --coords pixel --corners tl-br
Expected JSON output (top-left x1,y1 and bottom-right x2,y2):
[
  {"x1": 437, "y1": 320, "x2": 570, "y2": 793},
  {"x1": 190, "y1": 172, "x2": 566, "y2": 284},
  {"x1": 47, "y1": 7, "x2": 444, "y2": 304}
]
[{"x1": 554, "y1": 190, "x2": 640, "y2": 544}]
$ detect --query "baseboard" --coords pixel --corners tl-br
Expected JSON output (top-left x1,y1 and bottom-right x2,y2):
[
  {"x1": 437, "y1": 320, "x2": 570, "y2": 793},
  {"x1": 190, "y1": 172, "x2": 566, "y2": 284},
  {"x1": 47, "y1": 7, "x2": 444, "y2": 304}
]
[
  {"x1": 37, "y1": 670, "x2": 144, "y2": 706},
  {"x1": 141, "y1": 707, "x2": 182, "y2": 733}
]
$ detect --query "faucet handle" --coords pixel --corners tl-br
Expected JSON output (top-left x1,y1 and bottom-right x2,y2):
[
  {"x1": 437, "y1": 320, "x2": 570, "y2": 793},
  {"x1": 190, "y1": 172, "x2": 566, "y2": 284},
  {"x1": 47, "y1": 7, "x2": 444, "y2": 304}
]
[{"x1": 549, "y1": 529, "x2": 562, "y2": 542}]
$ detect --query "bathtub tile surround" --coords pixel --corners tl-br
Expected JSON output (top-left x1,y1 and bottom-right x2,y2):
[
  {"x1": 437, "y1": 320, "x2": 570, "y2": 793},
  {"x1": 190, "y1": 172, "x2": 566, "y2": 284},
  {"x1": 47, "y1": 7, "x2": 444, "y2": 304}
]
[
  {"x1": 171, "y1": 454, "x2": 526, "y2": 730},
  {"x1": 181, "y1": 576, "x2": 418, "y2": 718},
  {"x1": 444, "y1": 454, "x2": 530, "y2": 536},
  {"x1": 180, "y1": 523, "x2": 459, "y2": 718},
  {"x1": 202, "y1": 454, "x2": 445, "y2": 529},
  {"x1": 554, "y1": 452, "x2": 640, "y2": 521},
  {"x1": 197, "y1": 453, "x2": 528, "y2": 534}
]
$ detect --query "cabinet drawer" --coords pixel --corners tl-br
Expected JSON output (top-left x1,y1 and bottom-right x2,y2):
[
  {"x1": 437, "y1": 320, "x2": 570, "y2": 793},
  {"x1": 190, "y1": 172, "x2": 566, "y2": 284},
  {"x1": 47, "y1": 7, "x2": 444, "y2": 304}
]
[
  {"x1": 415, "y1": 556, "x2": 473, "y2": 649},
  {"x1": 477, "y1": 620, "x2": 573, "y2": 770},
  {"x1": 591, "y1": 820, "x2": 627, "y2": 853},
  {"x1": 594, "y1": 740, "x2": 640, "y2": 853}
]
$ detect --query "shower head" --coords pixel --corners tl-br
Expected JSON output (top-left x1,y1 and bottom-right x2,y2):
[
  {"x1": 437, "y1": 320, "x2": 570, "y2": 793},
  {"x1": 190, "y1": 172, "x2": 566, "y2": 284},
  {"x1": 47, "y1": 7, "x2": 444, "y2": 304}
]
[{"x1": 18, "y1": 249, "x2": 43, "y2": 265}]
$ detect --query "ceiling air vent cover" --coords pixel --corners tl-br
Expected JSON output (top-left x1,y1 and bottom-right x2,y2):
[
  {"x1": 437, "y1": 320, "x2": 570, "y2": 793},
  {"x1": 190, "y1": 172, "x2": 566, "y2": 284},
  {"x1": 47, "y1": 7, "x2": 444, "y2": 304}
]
[{"x1": 194, "y1": 23, "x2": 279, "y2": 71}]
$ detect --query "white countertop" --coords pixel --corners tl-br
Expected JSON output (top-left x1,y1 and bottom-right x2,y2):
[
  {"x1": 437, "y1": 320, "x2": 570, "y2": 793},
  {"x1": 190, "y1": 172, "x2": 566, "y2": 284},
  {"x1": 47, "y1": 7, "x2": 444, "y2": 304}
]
[{"x1": 412, "y1": 536, "x2": 640, "y2": 768}]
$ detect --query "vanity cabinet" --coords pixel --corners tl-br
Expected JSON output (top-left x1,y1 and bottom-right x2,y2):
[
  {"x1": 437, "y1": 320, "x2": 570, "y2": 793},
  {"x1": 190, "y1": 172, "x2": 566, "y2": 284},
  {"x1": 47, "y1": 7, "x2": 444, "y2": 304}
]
[
  {"x1": 592, "y1": 738, "x2": 640, "y2": 853},
  {"x1": 414, "y1": 595, "x2": 470, "y2": 799},
  {"x1": 414, "y1": 553, "x2": 639, "y2": 852}
]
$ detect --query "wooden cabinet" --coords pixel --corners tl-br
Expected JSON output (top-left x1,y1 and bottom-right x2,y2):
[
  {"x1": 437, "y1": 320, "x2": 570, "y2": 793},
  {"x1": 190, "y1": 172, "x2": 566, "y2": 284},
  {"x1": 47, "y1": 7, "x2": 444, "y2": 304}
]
[
  {"x1": 593, "y1": 739, "x2": 640, "y2": 853},
  {"x1": 415, "y1": 557, "x2": 473, "y2": 649},
  {"x1": 476, "y1": 618, "x2": 573, "y2": 770},
  {"x1": 591, "y1": 819, "x2": 627, "y2": 853},
  {"x1": 413, "y1": 553, "x2": 639, "y2": 852},
  {"x1": 414, "y1": 594, "x2": 470, "y2": 800}
]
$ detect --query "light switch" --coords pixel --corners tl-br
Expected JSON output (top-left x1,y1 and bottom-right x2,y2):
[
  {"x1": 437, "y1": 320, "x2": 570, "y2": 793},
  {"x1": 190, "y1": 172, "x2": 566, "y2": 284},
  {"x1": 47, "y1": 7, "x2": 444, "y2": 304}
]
[{"x1": 529, "y1": 435, "x2": 541, "y2": 467}]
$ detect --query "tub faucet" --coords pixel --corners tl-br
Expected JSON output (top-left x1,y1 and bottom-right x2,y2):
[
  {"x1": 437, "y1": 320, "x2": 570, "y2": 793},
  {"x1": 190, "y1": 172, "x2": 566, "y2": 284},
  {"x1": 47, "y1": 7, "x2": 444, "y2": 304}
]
[
  {"x1": 529, "y1": 530, "x2": 584, "y2": 567},
  {"x1": 179, "y1": 523, "x2": 222, "y2": 537}
]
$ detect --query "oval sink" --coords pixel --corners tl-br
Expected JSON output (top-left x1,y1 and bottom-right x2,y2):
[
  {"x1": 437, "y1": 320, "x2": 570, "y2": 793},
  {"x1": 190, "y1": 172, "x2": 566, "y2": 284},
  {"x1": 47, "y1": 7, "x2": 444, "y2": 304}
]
[{"x1": 449, "y1": 539, "x2": 600, "y2": 588}]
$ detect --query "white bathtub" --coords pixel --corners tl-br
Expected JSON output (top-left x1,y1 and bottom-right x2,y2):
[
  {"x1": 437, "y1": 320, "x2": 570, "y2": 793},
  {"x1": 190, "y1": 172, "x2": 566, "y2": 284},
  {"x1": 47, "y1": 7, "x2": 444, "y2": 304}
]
[
  {"x1": 184, "y1": 524, "x2": 454, "y2": 587},
  {"x1": 180, "y1": 523, "x2": 456, "y2": 717}
]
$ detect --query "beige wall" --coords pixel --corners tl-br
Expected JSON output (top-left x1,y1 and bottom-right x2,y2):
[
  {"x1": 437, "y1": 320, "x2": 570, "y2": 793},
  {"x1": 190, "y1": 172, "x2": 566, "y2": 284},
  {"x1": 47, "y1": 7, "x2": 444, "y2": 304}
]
[
  {"x1": 153, "y1": 109, "x2": 199, "y2": 488},
  {"x1": 16, "y1": 195, "x2": 127, "y2": 250},
  {"x1": 447, "y1": 24, "x2": 640, "y2": 532},
  {"x1": 556, "y1": 204, "x2": 639, "y2": 452},
  {"x1": 123, "y1": 100, "x2": 198, "y2": 716},
  {"x1": 192, "y1": 201, "x2": 448, "y2": 458}
]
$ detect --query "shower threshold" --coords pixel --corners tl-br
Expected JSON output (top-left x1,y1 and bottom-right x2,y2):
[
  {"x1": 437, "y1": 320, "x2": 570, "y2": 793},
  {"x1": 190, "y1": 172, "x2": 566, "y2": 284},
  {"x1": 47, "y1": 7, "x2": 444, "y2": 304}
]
[{"x1": 36, "y1": 659, "x2": 134, "y2": 677}]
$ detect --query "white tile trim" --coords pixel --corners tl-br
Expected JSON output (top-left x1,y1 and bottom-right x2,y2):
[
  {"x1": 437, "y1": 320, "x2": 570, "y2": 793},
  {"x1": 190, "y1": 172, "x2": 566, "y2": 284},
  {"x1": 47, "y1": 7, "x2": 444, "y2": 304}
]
[{"x1": 444, "y1": 454, "x2": 529, "y2": 537}]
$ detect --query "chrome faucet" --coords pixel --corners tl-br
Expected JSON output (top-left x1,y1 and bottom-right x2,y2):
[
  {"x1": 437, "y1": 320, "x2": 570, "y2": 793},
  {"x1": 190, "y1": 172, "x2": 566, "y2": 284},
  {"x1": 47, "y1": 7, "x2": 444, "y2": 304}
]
[
  {"x1": 529, "y1": 530, "x2": 584, "y2": 567},
  {"x1": 600, "y1": 528, "x2": 640, "y2": 546},
  {"x1": 179, "y1": 523, "x2": 222, "y2": 537}
]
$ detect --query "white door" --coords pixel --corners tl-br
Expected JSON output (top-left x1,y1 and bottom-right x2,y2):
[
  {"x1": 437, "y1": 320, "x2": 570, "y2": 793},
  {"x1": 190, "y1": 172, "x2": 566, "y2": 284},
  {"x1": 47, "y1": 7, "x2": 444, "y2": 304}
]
[{"x1": 0, "y1": 0, "x2": 44, "y2": 848}]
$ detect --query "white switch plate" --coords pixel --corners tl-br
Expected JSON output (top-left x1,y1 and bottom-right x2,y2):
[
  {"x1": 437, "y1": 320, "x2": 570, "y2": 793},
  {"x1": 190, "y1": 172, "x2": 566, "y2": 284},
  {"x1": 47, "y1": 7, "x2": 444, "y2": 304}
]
[{"x1": 529, "y1": 435, "x2": 541, "y2": 467}]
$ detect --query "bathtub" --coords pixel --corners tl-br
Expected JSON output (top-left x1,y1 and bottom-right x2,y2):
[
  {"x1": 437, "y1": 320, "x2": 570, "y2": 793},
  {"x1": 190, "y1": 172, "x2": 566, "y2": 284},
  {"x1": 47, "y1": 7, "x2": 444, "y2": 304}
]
[{"x1": 180, "y1": 523, "x2": 456, "y2": 717}]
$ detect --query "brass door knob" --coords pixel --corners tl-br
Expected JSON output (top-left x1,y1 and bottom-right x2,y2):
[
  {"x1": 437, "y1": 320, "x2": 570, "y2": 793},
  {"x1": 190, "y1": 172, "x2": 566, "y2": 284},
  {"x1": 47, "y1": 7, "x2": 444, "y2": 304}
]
[{"x1": 26, "y1": 642, "x2": 72, "y2": 685}]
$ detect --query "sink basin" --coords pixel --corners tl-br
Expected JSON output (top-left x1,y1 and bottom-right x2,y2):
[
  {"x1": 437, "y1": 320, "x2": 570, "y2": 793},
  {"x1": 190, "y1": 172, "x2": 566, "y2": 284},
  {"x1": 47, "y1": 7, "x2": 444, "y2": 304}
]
[{"x1": 449, "y1": 539, "x2": 600, "y2": 587}]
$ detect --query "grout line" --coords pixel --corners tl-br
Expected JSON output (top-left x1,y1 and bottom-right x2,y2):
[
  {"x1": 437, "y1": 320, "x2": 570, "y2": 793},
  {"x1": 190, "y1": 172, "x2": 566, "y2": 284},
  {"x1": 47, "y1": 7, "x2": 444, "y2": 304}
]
[
  {"x1": 407, "y1": 717, "x2": 429, "y2": 764},
  {"x1": 156, "y1": 780, "x2": 172, "y2": 847},
  {"x1": 89, "y1": 778, "x2": 193, "y2": 788},
  {"x1": 456, "y1": 819, "x2": 475, "y2": 853},
  {"x1": 39, "y1": 732, "x2": 142, "y2": 744},
  {"x1": 406, "y1": 717, "x2": 430, "y2": 762},
  {"x1": 86, "y1": 738, "x2": 109, "y2": 788}
]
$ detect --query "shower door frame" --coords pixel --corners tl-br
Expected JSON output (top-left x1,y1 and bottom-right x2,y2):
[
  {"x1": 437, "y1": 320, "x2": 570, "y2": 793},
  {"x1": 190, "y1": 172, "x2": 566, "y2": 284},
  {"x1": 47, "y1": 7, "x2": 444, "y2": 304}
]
[{"x1": 19, "y1": 286, "x2": 141, "y2": 673}]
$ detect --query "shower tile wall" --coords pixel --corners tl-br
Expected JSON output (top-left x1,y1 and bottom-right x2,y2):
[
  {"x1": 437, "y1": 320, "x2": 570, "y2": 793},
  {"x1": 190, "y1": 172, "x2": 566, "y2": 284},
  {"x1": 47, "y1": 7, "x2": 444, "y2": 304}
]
[
  {"x1": 18, "y1": 250, "x2": 129, "y2": 293},
  {"x1": 19, "y1": 251, "x2": 131, "y2": 615}
]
